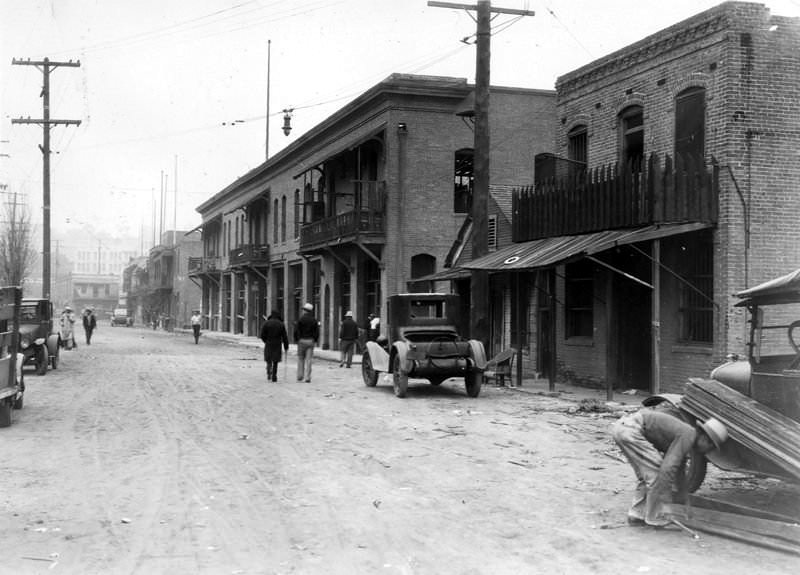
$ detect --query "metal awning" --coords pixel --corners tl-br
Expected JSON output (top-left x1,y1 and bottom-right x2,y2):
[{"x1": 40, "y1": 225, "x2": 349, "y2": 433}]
[
  {"x1": 735, "y1": 268, "x2": 800, "y2": 306},
  {"x1": 463, "y1": 222, "x2": 712, "y2": 271},
  {"x1": 412, "y1": 267, "x2": 472, "y2": 282}
]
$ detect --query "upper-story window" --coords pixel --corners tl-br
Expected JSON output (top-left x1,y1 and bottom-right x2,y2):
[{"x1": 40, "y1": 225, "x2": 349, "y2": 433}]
[
  {"x1": 568, "y1": 124, "x2": 588, "y2": 165},
  {"x1": 281, "y1": 195, "x2": 287, "y2": 243},
  {"x1": 675, "y1": 87, "x2": 706, "y2": 170},
  {"x1": 619, "y1": 105, "x2": 644, "y2": 171},
  {"x1": 294, "y1": 189, "x2": 300, "y2": 239},
  {"x1": 454, "y1": 148, "x2": 474, "y2": 214},
  {"x1": 273, "y1": 199, "x2": 279, "y2": 244}
]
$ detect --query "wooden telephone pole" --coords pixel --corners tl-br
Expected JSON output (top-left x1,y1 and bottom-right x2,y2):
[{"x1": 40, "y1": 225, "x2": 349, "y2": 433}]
[
  {"x1": 11, "y1": 57, "x2": 82, "y2": 300},
  {"x1": 427, "y1": 1, "x2": 534, "y2": 346}
]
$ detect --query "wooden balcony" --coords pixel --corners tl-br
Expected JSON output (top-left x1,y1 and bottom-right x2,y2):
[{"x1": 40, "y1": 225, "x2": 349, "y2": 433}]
[
  {"x1": 188, "y1": 256, "x2": 221, "y2": 275},
  {"x1": 228, "y1": 244, "x2": 270, "y2": 267},
  {"x1": 299, "y1": 180, "x2": 386, "y2": 253},
  {"x1": 513, "y1": 153, "x2": 719, "y2": 242}
]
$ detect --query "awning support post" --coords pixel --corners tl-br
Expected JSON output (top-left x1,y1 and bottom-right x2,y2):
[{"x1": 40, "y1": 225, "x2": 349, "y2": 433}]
[{"x1": 651, "y1": 239, "x2": 661, "y2": 395}]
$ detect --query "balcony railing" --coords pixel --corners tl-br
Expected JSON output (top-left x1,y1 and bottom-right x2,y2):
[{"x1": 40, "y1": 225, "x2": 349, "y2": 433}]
[
  {"x1": 513, "y1": 153, "x2": 719, "y2": 242},
  {"x1": 299, "y1": 180, "x2": 386, "y2": 249},
  {"x1": 188, "y1": 256, "x2": 221, "y2": 274},
  {"x1": 228, "y1": 244, "x2": 270, "y2": 267}
]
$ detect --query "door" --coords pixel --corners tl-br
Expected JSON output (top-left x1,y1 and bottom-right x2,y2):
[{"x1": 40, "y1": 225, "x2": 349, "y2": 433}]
[{"x1": 536, "y1": 270, "x2": 556, "y2": 380}]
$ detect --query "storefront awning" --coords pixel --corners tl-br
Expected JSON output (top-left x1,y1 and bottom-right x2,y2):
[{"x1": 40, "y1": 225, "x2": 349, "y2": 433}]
[
  {"x1": 412, "y1": 267, "x2": 472, "y2": 282},
  {"x1": 462, "y1": 222, "x2": 712, "y2": 271}
]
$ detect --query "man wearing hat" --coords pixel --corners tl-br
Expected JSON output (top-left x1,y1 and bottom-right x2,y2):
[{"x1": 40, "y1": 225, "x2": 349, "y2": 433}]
[
  {"x1": 611, "y1": 407, "x2": 728, "y2": 527},
  {"x1": 294, "y1": 303, "x2": 319, "y2": 382},
  {"x1": 190, "y1": 309, "x2": 202, "y2": 344},
  {"x1": 82, "y1": 308, "x2": 97, "y2": 345},
  {"x1": 338, "y1": 310, "x2": 359, "y2": 368}
]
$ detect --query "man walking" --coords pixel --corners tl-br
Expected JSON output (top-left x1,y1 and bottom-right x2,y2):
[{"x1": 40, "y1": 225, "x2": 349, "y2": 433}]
[
  {"x1": 294, "y1": 303, "x2": 319, "y2": 382},
  {"x1": 191, "y1": 310, "x2": 202, "y2": 344},
  {"x1": 611, "y1": 407, "x2": 728, "y2": 527},
  {"x1": 82, "y1": 308, "x2": 97, "y2": 345},
  {"x1": 259, "y1": 310, "x2": 289, "y2": 382},
  {"x1": 338, "y1": 310, "x2": 358, "y2": 368}
]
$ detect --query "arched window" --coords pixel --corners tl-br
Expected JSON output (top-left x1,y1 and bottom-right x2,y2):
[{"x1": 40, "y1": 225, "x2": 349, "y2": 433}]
[
  {"x1": 619, "y1": 105, "x2": 644, "y2": 171},
  {"x1": 409, "y1": 254, "x2": 436, "y2": 293},
  {"x1": 273, "y1": 199, "x2": 279, "y2": 244},
  {"x1": 281, "y1": 195, "x2": 287, "y2": 243},
  {"x1": 453, "y1": 148, "x2": 474, "y2": 214},
  {"x1": 675, "y1": 87, "x2": 706, "y2": 170}
]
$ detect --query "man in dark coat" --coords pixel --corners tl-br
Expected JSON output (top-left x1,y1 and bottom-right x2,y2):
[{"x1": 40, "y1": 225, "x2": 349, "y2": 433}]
[
  {"x1": 338, "y1": 310, "x2": 359, "y2": 368},
  {"x1": 82, "y1": 308, "x2": 97, "y2": 345},
  {"x1": 293, "y1": 303, "x2": 319, "y2": 382},
  {"x1": 259, "y1": 310, "x2": 289, "y2": 382}
]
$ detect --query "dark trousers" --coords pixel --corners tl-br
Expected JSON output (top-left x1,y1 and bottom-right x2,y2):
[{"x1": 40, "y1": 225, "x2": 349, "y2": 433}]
[
  {"x1": 85, "y1": 328, "x2": 94, "y2": 345},
  {"x1": 192, "y1": 325, "x2": 200, "y2": 344}
]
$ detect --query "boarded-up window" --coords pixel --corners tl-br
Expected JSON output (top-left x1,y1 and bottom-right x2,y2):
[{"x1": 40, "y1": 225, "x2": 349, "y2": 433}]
[{"x1": 675, "y1": 87, "x2": 705, "y2": 170}]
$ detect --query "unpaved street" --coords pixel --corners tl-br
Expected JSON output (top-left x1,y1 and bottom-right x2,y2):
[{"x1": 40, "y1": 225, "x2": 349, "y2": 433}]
[{"x1": 1, "y1": 327, "x2": 798, "y2": 574}]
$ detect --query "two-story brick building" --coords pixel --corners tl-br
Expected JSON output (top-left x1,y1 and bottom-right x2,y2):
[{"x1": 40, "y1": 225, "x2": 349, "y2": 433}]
[
  {"x1": 193, "y1": 74, "x2": 555, "y2": 349},
  {"x1": 463, "y1": 1, "x2": 800, "y2": 394}
]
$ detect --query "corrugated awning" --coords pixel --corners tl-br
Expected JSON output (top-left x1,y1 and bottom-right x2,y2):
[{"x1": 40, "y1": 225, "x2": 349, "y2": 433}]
[
  {"x1": 412, "y1": 267, "x2": 472, "y2": 282},
  {"x1": 462, "y1": 222, "x2": 712, "y2": 271}
]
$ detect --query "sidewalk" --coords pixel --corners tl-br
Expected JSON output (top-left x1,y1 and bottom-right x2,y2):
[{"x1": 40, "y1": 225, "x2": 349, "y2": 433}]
[{"x1": 184, "y1": 329, "x2": 643, "y2": 408}]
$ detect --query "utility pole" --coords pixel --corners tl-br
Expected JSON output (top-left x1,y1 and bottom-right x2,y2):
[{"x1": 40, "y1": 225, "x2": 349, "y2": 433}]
[
  {"x1": 266, "y1": 39, "x2": 271, "y2": 160},
  {"x1": 427, "y1": 1, "x2": 534, "y2": 346},
  {"x1": 11, "y1": 57, "x2": 81, "y2": 300}
]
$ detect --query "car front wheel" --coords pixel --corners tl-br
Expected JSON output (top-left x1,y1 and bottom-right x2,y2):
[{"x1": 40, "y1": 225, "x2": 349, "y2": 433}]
[
  {"x1": 362, "y1": 350, "x2": 378, "y2": 387},
  {"x1": 36, "y1": 346, "x2": 49, "y2": 376}
]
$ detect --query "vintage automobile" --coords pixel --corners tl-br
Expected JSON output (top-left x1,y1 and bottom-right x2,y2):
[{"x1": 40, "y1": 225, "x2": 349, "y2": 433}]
[
  {"x1": 662, "y1": 268, "x2": 800, "y2": 490},
  {"x1": 111, "y1": 308, "x2": 130, "y2": 326},
  {"x1": 361, "y1": 293, "x2": 486, "y2": 398},
  {"x1": 18, "y1": 298, "x2": 60, "y2": 375},
  {"x1": 0, "y1": 287, "x2": 25, "y2": 427}
]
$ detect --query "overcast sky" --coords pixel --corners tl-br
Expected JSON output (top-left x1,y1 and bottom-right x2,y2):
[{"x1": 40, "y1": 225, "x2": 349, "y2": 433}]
[{"x1": 2, "y1": 0, "x2": 799, "y2": 251}]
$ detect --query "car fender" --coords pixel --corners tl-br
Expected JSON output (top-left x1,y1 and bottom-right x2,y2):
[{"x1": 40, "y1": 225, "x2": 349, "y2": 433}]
[
  {"x1": 391, "y1": 342, "x2": 413, "y2": 374},
  {"x1": 46, "y1": 334, "x2": 60, "y2": 355},
  {"x1": 365, "y1": 340, "x2": 390, "y2": 372},
  {"x1": 468, "y1": 340, "x2": 487, "y2": 370}
]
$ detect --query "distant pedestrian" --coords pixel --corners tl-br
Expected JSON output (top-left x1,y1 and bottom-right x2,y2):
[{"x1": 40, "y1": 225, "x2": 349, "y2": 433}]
[
  {"x1": 260, "y1": 310, "x2": 289, "y2": 382},
  {"x1": 191, "y1": 310, "x2": 202, "y2": 344},
  {"x1": 60, "y1": 306, "x2": 77, "y2": 350},
  {"x1": 338, "y1": 310, "x2": 358, "y2": 368},
  {"x1": 82, "y1": 308, "x2": 97, "y2": 345},
  {"x1": 294, "y1": 303, "x2": 319, "y2": 382}
]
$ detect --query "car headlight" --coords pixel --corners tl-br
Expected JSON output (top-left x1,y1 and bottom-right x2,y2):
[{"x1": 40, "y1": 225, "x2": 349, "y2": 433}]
[
  {"x1": 34, "y1": 337, "x2": 45, "y2": 346},
  {"x1": 20, "y1": 337, "x2": 30, "y2": 349}
]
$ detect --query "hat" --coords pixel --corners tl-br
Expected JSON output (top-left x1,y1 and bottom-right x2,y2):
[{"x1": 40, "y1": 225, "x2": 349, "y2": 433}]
[
  {"x1": 699, "y1": 418, "x2": 728, "y2": 450},
  {"x1": 345, "y1": 310, "x2": 353, "y2": 317},
  {"x1": 64, "y1": 306, "x2": 72, "y2": 312},
  {"x1": 303, "y1": 303, "x2": 313, "y2": 311}
]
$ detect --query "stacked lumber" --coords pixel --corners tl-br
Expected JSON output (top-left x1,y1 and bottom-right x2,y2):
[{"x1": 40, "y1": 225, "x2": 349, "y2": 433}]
[
  {"x1": 665, "y1": 495, "x2": 800, "y2": 555},
  {"x1": 682, "y1": 378, "x2": 800, "y2": 481}
]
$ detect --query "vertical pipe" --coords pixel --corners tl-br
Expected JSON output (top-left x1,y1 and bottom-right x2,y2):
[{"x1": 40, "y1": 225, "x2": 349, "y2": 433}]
[
  {"x1": 266, "y1": 40, "x2": 271, "y2": 160},
  {"x1": 651, "y1": 239, "x2": 661, "y2": 395}
]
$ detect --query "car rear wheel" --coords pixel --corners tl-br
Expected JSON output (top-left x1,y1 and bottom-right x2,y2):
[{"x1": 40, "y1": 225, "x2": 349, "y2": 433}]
[
  {"x1": 36, "y1": 346, "x2": 49, "y2": 375},
  {"x1": 0, "y1": 402, "x2": 11, "y2": 427},
  {"x1": 465, "y1": 371, "x2": 482, "y2": 398},
  {"x1": 13, "y1": 373, "x2": 24, "y2": 410},
  {"x1": 362, "y1": 350, "x2": 378, "y2": 387},
  {"x1": 393, "y1": 355, "x2": 408, "y2": 398}
]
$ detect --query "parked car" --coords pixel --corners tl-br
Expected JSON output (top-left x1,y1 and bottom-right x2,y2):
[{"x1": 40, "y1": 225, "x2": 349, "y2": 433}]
[
  {"x1": 0, "y1": 286, "x2": 25, "y2": 427},
  {"x1": 18, "y1": 298, "x2": 60, "y2": 375},
  {"x1": 361, "y1": 293, "x2": 486, "y2": 398},
  {"x1": 111, "y1": 308, "x2": 130, "y2": 326}
]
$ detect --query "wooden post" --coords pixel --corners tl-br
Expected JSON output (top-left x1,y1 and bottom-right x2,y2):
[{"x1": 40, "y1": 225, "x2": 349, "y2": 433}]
[{"x1": 652, "y1": 239, "x2": 661, "y2": 394}]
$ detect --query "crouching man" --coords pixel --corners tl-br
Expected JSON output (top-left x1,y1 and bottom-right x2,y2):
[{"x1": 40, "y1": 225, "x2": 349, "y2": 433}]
[{"x1": 611, "y1": 408, "x2": 728, "y2": 527}]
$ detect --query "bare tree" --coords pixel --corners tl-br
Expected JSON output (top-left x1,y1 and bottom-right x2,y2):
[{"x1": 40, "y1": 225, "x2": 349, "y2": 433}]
[{"x1": 0, "y1": 192, "x2": 38, "y2": 287}]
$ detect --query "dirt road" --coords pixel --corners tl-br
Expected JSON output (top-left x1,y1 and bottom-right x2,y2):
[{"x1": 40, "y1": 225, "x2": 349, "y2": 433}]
[{"x1": 1, "y1": 326, "x2": 797, "y2": 574}]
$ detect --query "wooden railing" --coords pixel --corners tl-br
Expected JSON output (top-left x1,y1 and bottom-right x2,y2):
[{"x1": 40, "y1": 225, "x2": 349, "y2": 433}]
[
  {"x1": 188, "y1": 256, "x2": 220, "y2": 274},
  {"x1": 513, "y1": 153, "x2": 719, "y2": 242},
  {"x1": 299, "y1": 180, "x2": 386, "y2": 248},
  {"x1": 228, "y1": 244, "x2": 270, "y2": 266}
]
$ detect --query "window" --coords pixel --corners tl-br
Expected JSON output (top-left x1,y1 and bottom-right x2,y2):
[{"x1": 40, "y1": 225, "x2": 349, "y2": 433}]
[
  {"x1": 281, "y1": 195, "x2": 287, "y2": 243},
  {"x1": 234, "y1": 217, "x2": 239, "y2": 248},
  {"x1": 511, "y1": 272, "x2": 532, "y2": 350},
  {"x1": 294, "y1": 189, "x2": 300, "y2": 238},
  {"x1": 677, "y1": 231, "x2": 713, "y2": 343},
  {"x1": 453, "y1": 149, "x2": 474, "y2": 214},
  {"x1": 273, "y1": 199, "x2": 279, "y2": 244},
  {"x1": 675, "y1": 87, "x2": 705, "y2": 170},
  {"x1": 273, "y1": 265, "x2": 284, "y2": 315},
  {"x1": 364, "y1": 258, "x2": 381, "y2": 317},
  {"x1": 409, "y1": 254, "x2": 436, "y2": 293},
  {"x1": 620, "y1": 106, "x2": 644, "y2": 171},
  {"x1": 565, "y1": 260, "x2": 594, "y2": 338},
  {"x1": 567, "y1": 124, "x2": 588, "y2": 179}
]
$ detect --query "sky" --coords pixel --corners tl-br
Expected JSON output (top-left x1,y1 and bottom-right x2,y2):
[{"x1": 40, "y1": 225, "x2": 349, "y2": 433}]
[{"x1": 2, "y1": 0, "x2": 799, "y2": 253}]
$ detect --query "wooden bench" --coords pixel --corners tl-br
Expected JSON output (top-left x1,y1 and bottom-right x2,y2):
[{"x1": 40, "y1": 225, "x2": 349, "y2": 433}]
[{"x1": 483, "y1": 347, "x2": 517, "y2": 387}]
